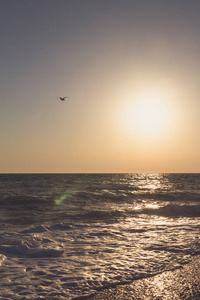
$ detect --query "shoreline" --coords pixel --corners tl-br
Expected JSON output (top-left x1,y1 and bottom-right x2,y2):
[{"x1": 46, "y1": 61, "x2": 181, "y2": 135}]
[{"x1": 90, "y1": 255, "x2": 200, "y2": 299}]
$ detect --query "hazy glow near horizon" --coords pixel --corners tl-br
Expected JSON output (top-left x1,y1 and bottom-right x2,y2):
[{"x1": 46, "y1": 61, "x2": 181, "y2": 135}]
[{"x1": 0, "y1": 0, "x2": 200, "y2": 173}]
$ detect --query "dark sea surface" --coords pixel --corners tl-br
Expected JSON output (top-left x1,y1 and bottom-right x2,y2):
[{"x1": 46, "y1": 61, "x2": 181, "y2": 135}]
[{"x1": 0, "y1": 173, "x2": 200, "y2": 299}]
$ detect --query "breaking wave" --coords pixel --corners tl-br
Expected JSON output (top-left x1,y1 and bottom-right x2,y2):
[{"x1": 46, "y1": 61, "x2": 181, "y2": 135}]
[{"x1": 137, "y1": 204, "x2": 200, "y2": 218}]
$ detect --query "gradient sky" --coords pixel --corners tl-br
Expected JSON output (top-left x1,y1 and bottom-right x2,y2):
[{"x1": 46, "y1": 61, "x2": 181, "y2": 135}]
[{"x1": 1, "y1": 0, "x2": 200, "y2": 173}]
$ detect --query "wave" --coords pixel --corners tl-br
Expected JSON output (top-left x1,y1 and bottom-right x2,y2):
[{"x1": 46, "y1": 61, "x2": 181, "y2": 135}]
[
  {"x1": 64, "y1": 189, "x2": 200, "y2": 204},
  {"x1": 138, "y1": 192, "x2": 200, "y2": 202},
  {"x1": 137, "y1": 204, "x2": 200, "y2": 217},
  {"x1": 0, "y1": 234, "x2": 64, "y2": 258},
  {"x1": 60, "y1": 203, "x2": 200, "y2": 220},
  {"x1": 48, "y1": 204, "x2": 200, "y2": 222},
  {"x1": 0, "y1": 195, "x2": 53, "y2": 211},
  {"x1": 67, "y1": 204, "x2": 200, "y2": 220},
  {"x1": 144, "y1": 242, "x2": 200, "y2": 256}
]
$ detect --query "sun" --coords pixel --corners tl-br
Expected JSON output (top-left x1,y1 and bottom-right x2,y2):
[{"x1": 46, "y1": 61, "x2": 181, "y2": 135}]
[{"x1": 125, "y1": 92, "x2": 174, "y2": 141}]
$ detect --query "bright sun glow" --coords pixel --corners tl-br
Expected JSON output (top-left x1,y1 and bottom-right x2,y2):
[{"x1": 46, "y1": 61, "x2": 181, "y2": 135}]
[{"x1": 125, "y1": 92, "x2": 174, "y2": 141}]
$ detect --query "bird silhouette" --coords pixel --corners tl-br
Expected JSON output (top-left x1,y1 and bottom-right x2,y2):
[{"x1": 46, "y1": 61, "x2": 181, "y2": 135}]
[{"x1": 57, "y1": 97, "x2": 68, "y2": 101}]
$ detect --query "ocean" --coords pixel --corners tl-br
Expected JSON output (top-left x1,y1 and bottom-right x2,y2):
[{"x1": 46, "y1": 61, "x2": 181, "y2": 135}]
[{"x1": 0, "y1": 173, "x2": 200, "y2": 299}]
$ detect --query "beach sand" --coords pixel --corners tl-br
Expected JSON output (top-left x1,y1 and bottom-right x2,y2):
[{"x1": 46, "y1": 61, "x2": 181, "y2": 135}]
[{"x1": 91, "y1": 255, "x2": 200, "y2": 300}]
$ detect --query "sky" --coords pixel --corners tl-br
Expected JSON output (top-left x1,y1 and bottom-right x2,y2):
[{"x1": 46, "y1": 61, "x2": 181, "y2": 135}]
[{"x1": 0, "y1": 0, "x2": 200, "y2": 173}]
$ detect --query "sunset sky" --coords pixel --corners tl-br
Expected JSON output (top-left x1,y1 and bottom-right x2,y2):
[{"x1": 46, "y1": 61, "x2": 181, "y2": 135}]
[{"x1": 1, "y1": 0, "x2": 200, "y2": 173}]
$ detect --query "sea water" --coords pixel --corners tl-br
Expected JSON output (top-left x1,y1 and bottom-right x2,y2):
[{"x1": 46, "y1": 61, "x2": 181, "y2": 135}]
[{"x1": 0, "y1": 173, "x2": 200, "y2": 299}]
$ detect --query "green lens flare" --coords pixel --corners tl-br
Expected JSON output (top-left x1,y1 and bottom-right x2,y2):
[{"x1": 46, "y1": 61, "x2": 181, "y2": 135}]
[
  {"x1": 54, "y1": 188, "x2": 75, "y2": 206},
  {"x1": 54, "y1": 174, "x2": 89, "y2": 206}
]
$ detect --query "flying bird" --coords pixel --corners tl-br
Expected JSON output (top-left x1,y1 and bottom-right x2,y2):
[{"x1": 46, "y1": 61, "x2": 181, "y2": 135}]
[{"x1": 57, "y1": 97, "x2": 68, "y2": 101}]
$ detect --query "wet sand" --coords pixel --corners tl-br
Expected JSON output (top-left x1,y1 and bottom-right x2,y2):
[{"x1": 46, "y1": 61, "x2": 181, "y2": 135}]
[{"x1": 91, "y1": 255, "x2": 200, "y2": 300}]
